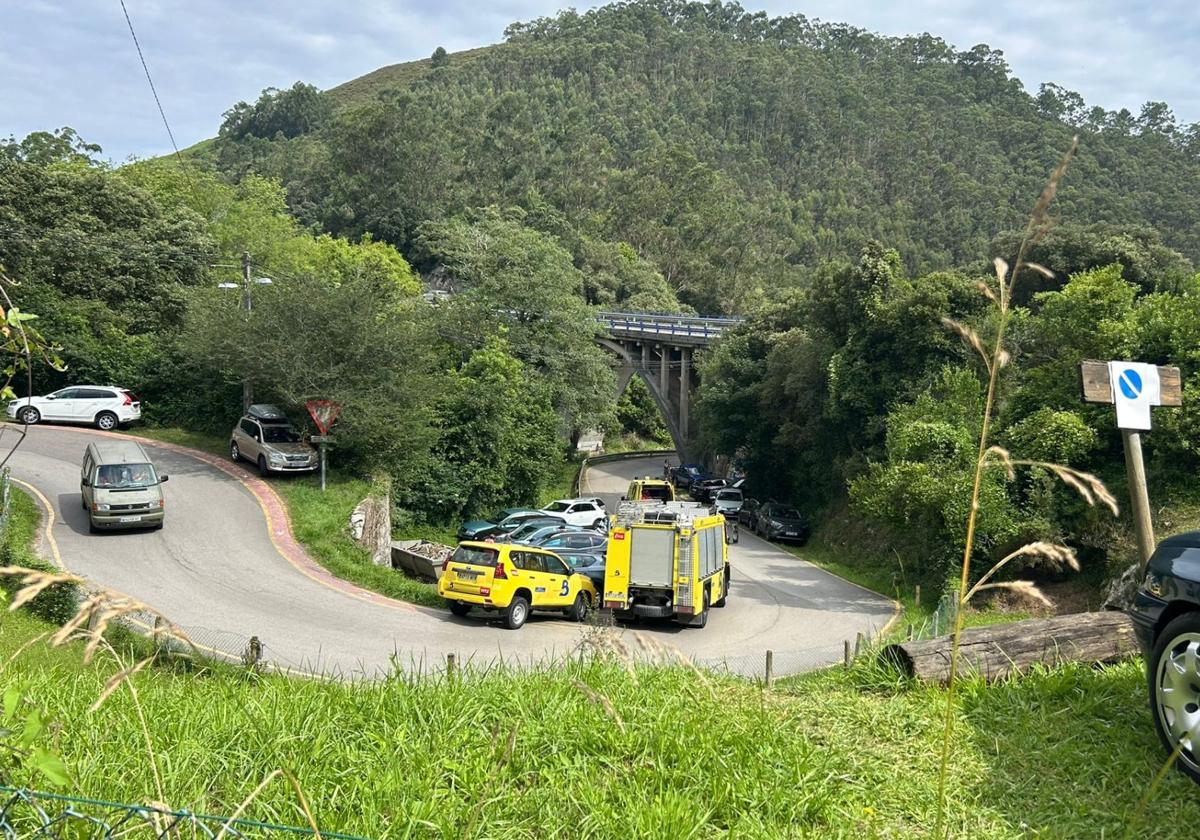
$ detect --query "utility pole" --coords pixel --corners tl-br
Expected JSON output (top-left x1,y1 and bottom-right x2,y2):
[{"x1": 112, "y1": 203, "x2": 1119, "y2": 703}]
[{"x1": 241, "y1": 251, "x2": 253, "y2": 412}]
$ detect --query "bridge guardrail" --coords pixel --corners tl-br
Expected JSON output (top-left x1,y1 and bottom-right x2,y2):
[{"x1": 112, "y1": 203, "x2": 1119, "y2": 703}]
[{"x1": 596, "y1": 312, "x2": 743, "y2": 342}]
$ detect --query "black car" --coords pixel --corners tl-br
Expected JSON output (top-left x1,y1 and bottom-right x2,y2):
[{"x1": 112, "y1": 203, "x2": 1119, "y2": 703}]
[
  {"x1": 738, "y1": 498, "x2": 761, "y2": 528},
  {"x1": 691, "y1": 478, "x2": 727, "y2": 504},
  {"x1": 754, "y1": 503, "x2": 809, "y2": 545},
  {"x1": 1129, "y1": 532, "x2": 1200, "y2": 781}
]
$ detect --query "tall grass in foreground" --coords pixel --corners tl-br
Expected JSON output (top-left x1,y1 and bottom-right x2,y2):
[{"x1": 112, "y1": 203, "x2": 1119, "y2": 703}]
[
  {"x1": 4, "y1": 606, "x2": 1200, "y2": 837},
  {"x1": 932, "y1": 138, "x2": 1122, "y2": 837}
]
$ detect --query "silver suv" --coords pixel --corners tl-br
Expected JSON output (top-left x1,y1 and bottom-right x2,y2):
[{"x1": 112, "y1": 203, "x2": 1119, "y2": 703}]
[{"x1": 229, "y1": 404, "x2": 317, "y2": 477}]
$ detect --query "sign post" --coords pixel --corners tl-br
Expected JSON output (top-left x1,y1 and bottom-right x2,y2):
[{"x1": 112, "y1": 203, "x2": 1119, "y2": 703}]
[
  {"x1": 1080, "y1": 360, "x2": 1182, "y2": 574},
  {"x1": 305, "y1": 400, "x2": 342, "y2": 492}
]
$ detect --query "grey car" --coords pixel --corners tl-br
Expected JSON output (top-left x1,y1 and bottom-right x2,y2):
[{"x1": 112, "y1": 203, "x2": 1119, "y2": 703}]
[
  {"x1": 557, "y1": 549, "x2": 606, "y2": 589},
  {"x1": 230, "y1": 404, "x2": 317, "y2": 477},
  {"x1": 537, "y1": 530, "x2": 608, "y2": 552}
]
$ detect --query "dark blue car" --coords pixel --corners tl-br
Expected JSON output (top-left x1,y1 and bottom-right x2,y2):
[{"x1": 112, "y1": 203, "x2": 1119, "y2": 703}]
[{"x1": 671, "y1": 463, "x2": 707, "y2": 489}]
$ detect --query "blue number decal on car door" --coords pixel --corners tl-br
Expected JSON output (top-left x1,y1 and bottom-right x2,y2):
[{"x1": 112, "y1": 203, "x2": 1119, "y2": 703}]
[{"x1": 560, "y1": 579, "x2": 570, "y2": 597}]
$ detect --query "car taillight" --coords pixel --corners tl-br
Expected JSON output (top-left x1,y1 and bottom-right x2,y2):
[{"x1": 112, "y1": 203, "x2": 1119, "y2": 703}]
[
  {"x1": 442, "y1": 557, "x2": 450, "y2": 572},
  {"x1": 479, "y1": 587, "x2": 491, "y2": 596},
  {"x1": 494, "y1": 562, "x2": 508, "y2": 580},
  {"x1": 122, "y1": 393, "x2": 133, "y2": 405}
]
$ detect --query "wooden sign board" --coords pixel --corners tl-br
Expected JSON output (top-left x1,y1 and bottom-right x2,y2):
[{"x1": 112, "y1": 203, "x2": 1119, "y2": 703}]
[{"x1": 1079, "y1": 360, "x2": 1182, "y2": 406}]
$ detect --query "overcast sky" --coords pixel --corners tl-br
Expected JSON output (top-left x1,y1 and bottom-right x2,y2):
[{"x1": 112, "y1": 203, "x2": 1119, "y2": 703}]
[{"x1": 3, "y1": 1, "x2": 1197, "y2": 161}]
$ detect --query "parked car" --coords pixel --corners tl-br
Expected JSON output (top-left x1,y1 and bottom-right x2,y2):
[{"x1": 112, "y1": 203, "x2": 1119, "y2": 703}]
[
  {"x1": 691, "y1": 478, "x2": 728, "y2": 503},
  {"x1": 738, "y1": 498, "x2": 760, "y2": 528},
  {"x1": 671, "y1": 463, "x2": 706, "y2": 489},
  {"x1": 230, "y1": 404, "x2": 318, "y2": 477},
  {"x1": 511, "y1": 522, "x2": 570, "y2": 546},
  {"x1": 539, "y1": 498, "x2": 607, "y2": 529},
  {"x1": 1130, "y1": 532, "x2": 1200, "y2": 781},
  {"x1": 456, "y1": 508, "x2": 543, "y2": 542},
  {"x1": 537, "y1": 530, "x2": 608, "y2": 553},
  {"x1": 754, "y1": 503, "x2": 809, "y2": 544},
  {"x1": 9, "y1": 385, "x2": 141, "y2": 431},
  {"x1": 557, "y1": 549, "x2": 606, "y2": 588},
  {"x1": 438, "y1": 542, "x2": 596, "y2": 629},
  {"x1": 712, "y1": 488, "x2": 744, "y2": 518},
  {"x1": 80, "y1": 439, "x2": 167, "y2": 533}
]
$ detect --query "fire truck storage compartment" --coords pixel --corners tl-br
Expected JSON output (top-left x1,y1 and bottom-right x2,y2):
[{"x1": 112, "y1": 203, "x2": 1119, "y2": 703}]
[
  {"x1": 697, "y1": 526, "x2": 720, "y2": 579},
  {"x1": 629, "y1": 527, "x2": 675, "y2": 586}
]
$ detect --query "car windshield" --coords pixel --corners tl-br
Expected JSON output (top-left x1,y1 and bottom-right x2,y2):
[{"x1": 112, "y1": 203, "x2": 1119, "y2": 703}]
[
  {"x1": 510, "y1": 522, "x2": 553, "y2": 540},
  {"x1": 95, "y1": 462, "x2": 158, "y2": 489},
  {"x1": 638, "y1": 485, "x2": 672, "y2": 501},
  {"x1": 774, "y1": 508, "x2": 801, "y2": 520},
  {"x1": 716, "y1": 490, "x2": 743, "y2": 501},
  {"x1": 452, "y1": 546, "x2": 498, "y2": 568},
  {"x1": 262, "y1": 425, "x2": 301, "y2": 443},
  {"x1": 542, "y1": 501, "x2": 571, "y2": 513}
]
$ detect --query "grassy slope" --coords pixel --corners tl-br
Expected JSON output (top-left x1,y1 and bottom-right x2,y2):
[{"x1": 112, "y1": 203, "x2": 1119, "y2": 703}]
[
  {"x1": 325, "y1": 47, "x2": 492, "y2": 109},
  {"x1": 1, "y1": 606, "x2": 1194, "y2": 838}
]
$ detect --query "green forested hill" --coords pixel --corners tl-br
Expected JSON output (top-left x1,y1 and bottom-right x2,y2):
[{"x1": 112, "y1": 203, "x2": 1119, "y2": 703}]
[{"x1": 209, "y1": 0, "x2": 1200, "y2": 314}]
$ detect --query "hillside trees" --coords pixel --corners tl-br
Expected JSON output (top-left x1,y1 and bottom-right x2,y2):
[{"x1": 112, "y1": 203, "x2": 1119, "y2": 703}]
[{"x1": 209, "y1": 1, "x2": 1200, "y2": 316}]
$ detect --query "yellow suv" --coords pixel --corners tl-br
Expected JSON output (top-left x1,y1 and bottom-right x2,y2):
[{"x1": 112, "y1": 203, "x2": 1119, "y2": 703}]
[{"x1": 438, "y1": 542, "x2": 597, "y2": 629}]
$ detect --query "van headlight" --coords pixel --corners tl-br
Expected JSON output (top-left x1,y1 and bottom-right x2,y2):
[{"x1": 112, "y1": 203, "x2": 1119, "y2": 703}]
[{"x1": 95, "y1": 504, "x2": 110, "y2": 512}]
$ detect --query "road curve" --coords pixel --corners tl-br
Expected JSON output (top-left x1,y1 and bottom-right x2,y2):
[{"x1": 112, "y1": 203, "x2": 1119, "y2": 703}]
[{"x1": 9, "y1": 427, "x2": 896, "y2": 678}]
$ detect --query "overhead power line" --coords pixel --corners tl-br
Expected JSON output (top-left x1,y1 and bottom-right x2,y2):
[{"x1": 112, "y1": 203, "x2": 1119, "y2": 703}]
[{"x1": 119, "y1": 0, "x2": 183, "y2": 163}]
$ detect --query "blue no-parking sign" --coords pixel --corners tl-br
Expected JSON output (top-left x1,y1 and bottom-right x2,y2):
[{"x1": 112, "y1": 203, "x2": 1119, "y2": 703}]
[{"x1": 1108, "y1": 361, "x2": 1161, "y2": 431}]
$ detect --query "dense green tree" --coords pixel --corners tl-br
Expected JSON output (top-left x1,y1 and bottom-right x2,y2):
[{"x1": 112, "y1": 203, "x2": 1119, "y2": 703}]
[{"x1": 219, "y1": 82, "x2": 332, "y2": 141}]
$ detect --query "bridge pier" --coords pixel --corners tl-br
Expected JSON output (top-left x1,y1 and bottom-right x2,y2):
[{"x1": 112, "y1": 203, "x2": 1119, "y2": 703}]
[{"x1": 595, "y1": 312, "x2": 741, "y2": 460}]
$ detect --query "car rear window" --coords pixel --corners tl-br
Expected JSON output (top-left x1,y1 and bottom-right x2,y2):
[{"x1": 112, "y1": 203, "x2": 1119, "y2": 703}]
[{"x1": 452, "y1": 546, "x2": 498, "y2": 568}]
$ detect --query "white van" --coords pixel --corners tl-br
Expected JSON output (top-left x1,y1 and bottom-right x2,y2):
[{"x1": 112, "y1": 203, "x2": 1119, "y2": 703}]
[{"x1": 80, "y1": 440, "x2": 168, "y2": 533}]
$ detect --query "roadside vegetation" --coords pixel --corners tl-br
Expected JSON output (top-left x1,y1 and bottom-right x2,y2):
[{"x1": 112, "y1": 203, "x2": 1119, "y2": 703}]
[{"x1": 0, "y1": 605, "x2": 1194, "y2": 838}]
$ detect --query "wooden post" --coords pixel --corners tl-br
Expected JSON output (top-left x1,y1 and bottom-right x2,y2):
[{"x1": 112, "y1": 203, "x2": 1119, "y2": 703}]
[
  {"x1": 914, "y1": 584, "x2": 921, "y2": 606},
  {"x1": 446, "y1": 652, "x2": 457, "y2": 679},
  {"x1": 855, "y1": 632, "x2": 865, "y2": 659},
  {"x1": 843, "y1": 639, "x2": 852, "y2": 668},
  {"x1": 1080, "y1": 360, "x2": 1183, "y2": 575},
  {"x1": 1123, "y1": 429, "x2": 1156, "y2": 574},
  {"x1": 764, "y1": 650, "x2": 774, "y2": 688}
]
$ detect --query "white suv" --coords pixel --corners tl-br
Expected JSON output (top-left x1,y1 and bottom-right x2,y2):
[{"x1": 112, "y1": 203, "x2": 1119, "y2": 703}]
[
  {"x1": 539, "y1": 499, "x2": 607, "y2": 529},
  {"x1": 8, "y1": 386, "x2": 142, "y2": 431}
]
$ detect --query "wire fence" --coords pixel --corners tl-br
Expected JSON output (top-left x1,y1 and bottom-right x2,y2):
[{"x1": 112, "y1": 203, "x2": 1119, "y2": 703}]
[{"x1": 0, "y1": 786, "x2": 369, "y2": 839}]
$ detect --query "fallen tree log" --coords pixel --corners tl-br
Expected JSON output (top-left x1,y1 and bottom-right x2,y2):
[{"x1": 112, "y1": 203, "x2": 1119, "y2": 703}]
[{"x1": 881, "y1": 611, "x2": 1138, "y2": 684}]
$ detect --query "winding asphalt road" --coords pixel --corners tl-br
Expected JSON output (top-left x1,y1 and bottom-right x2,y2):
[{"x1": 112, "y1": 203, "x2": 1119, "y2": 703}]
[{"x1": 9, "y1": 426, "x2": 896, "y2": 678}]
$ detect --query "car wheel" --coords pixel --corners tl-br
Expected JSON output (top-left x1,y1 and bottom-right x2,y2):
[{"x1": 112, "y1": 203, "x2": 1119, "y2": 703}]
[
  {"x1": 230, "y1": 441, "x2": 241, "y2": 463},
  {"x1": 448, "y1": 600, "x2": 471, "y2": 617},
  {"x1": 714, "y1": 570, "x2": 729, "y2": 608},
  {"x1": 504, "y1": 595, "x2": 530, "y2": 630},
  {"x1": 1149, "y1": 611, "x2": 1200, "y2": 782},
  {"x1": 568, "y1": 592, "x2": 590, "y2": 622},
  {"x1": 95, "y1": 411, "x2": 118, "y2": 432},
  {"x1": 257, "y1": 456, "x2": 271, "y2": 478},
  {"x1": 19, "y1": 407, "x2": 40, "y2": 425}
]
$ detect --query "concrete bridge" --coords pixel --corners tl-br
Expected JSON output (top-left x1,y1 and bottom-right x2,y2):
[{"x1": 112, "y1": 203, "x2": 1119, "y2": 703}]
[{"x1": 595, "y1": 312, "x2": 742, "y2": 458}]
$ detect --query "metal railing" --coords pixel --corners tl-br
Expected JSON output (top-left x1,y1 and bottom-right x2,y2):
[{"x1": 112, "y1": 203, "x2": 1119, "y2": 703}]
[{"x1": 596, "y1": 311, "x2": 743, "y2": 342}]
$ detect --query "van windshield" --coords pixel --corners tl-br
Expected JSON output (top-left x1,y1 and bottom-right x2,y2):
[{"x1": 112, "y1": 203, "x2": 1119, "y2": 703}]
[{"x1": 94, "y1": 462, "x2": 158, "y2": 489}]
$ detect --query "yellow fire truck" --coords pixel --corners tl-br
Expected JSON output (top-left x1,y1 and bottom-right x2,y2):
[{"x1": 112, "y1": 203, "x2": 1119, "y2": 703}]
[{"x1": 602, "y1": 501, "x2": 730, "y2": 628}]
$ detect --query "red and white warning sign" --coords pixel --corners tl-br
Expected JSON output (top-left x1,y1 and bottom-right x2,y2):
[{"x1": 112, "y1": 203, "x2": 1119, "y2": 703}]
[{"x1": 305, "y1": 399, "x2": 342, "y2": 435}]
